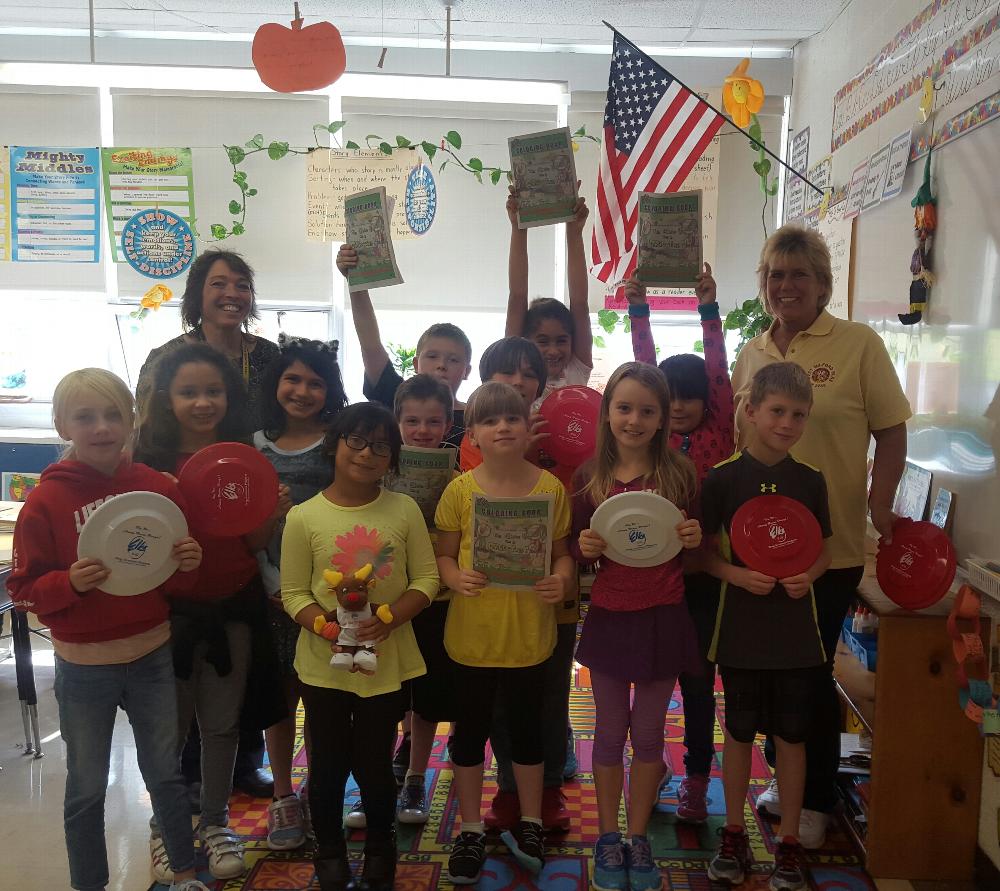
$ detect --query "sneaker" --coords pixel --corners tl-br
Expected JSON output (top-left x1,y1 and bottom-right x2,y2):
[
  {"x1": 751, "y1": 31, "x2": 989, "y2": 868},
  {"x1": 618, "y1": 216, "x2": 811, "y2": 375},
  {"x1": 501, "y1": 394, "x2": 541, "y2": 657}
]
[
  {"x1": 393, "y1": 732, "x2": 411, "y2": 786},
  {"x1": 150, "y1": 831, "x2": 174, "y2": 884},
  {"x1": 541, "y1": 786, "x2": 570, "y2": 832},
  {"x1": 564, "y1": 725, "x2": 578, "y2": 780},
  {"x1": 676, "y1": 774, "x2": 710, "y2": 823},
  {"x1": 169, "y1": 882, "x2": 211, "y2": 891},
  {"x1": 198, "y1": 824, "x2": 246, "y2": 880},
  {"x1": 592, "y1": 832, "x2": 628, "y2": 891},
  {"x1": 344, "y1": 799, "x2": 367, "y2": 829},
  {"x1": 447, "y1": 831, "x2": 486, "y2": 884},
  {"x1": 626, "y1": 834, "x2": 662, "y2": 891},
  {"x1": 484, "y1": 789, "x2": 520, "y2": 831},
  {"x1": 267, "y1": 794, "x2": 306, "y2": 850},
  {"x1": 707, "y1": 825, "x2": 751, "y2": 886},
  {"x1": 798, "y1": 809, "x2": 827, "y2": 849},
  {"x1": 398, "y1": 778, "x2": 430, "y2": 824},
  {"x1": 769, "y1": 837, "x2": 807, "y2": 891},
  {"x1": 757, "y1": 777, "x2": 781, "y2": 817},
  {"x1": 500, "y1": 819, "x2": 545, "y2": 875}
]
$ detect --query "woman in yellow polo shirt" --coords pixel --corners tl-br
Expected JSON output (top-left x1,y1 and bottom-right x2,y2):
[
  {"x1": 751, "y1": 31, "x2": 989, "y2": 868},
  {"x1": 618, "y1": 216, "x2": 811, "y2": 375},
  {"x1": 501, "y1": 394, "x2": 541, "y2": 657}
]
[{"x1": 730, "y1": 225, "x2": 912, "y2": 849}]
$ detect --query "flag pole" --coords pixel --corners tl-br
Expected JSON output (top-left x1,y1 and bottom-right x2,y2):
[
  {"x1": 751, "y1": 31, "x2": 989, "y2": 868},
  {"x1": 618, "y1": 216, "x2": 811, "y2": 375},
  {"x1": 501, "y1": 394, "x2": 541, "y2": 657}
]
[{"x1": 602, "y1": 21, "x2": 823, "y2": 197}]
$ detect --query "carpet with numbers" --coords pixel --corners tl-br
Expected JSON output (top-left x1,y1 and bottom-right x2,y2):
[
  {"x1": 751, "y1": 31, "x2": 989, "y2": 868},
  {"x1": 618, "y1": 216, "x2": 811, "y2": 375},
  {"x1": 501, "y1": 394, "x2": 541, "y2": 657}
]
[{"x1": 151, "y1": 661, "x2": 875, "y2": 891}]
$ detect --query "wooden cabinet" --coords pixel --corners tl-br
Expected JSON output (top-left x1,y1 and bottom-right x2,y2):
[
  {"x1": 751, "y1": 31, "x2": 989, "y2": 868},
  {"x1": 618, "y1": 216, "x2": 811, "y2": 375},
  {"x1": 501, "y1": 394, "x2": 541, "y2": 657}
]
[{"x1": 834, "y1": 564, "x2": 986, "y2": 881}]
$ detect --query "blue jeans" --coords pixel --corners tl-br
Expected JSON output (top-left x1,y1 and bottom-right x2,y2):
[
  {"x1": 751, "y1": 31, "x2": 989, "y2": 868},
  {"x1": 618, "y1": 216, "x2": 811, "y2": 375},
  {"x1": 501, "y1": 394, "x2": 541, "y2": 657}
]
[{"x1": 55, "y1": 642, "x2": 195, "y2": 891}]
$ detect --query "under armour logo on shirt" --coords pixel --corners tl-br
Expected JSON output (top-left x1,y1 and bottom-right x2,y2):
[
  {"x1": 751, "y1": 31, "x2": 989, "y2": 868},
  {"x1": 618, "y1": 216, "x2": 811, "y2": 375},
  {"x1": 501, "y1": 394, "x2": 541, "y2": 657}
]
[{"x1": 760, "y1": 483, "x2": 777, "y2": 493}]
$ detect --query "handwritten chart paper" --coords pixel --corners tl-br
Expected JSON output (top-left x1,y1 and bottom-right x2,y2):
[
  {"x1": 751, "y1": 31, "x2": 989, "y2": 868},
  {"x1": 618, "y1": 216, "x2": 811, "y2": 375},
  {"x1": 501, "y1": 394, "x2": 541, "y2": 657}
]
[
  {"x1": 881, "y1": 129, "x2": 913, "y2": 202},
  {"x1": 102, "y1": 148, "x2": 196, "y2": 263},
  {"x1": 0, "y1": 147, "x2": 9, "y2": 260},
  {"x1": 784, "y1": 127, "x2": 810, "y2": 222},
  {"x1": 861, "y1": 143, "x2": 891, "y2": 213},
  {"x1": 306, "y1": 149, "x2": 424, "y2": 242},
  {"x1": 804, "y1": 200, "x2": 855, "y2": 320},
  {"x1": 805, "y1": 155, "x2": 832, "y2": 214},
  {"x1": 10, "y1": 147, "x2": 101, "y2": 262}
]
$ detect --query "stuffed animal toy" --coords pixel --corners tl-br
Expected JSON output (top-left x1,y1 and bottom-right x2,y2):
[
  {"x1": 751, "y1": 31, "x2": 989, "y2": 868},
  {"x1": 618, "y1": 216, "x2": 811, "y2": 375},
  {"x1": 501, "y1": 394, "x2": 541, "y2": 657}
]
[{"x1": 312, "y1": 562, "x2": 392, "y2": 672}]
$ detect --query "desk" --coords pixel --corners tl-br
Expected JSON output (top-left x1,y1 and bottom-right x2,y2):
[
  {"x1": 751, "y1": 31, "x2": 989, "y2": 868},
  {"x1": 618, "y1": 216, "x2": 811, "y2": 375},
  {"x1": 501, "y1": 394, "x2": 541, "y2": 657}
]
[{"x1": 0, "y1": 566, "x2": 43, "y2": 758}]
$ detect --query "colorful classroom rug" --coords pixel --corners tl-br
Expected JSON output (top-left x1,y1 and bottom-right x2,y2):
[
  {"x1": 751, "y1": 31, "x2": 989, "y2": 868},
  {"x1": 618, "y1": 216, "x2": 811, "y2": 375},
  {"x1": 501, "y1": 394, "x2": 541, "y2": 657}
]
[{"x1": 152, "y1": 662, "x2": 875, "y2": 891}]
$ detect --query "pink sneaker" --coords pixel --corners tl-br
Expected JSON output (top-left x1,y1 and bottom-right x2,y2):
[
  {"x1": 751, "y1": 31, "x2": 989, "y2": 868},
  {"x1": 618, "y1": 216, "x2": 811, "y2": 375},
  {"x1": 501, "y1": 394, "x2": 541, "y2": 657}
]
[{"x1": 676, "y1": 773, "x2": 709, "y2": 823}]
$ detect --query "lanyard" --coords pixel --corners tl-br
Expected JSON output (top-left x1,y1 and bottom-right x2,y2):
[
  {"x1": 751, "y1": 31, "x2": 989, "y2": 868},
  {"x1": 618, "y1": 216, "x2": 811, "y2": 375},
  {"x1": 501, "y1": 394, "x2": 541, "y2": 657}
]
[{"x1": 194, "y1": 326, "x2": 250, "y2": 384}]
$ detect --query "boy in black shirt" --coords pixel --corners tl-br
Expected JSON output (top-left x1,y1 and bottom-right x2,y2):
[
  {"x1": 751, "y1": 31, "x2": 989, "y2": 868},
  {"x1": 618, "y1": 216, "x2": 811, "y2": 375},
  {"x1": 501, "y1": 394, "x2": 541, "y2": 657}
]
[{"x1": 701, "y1": 362, "x2": 832, "y2": 891}]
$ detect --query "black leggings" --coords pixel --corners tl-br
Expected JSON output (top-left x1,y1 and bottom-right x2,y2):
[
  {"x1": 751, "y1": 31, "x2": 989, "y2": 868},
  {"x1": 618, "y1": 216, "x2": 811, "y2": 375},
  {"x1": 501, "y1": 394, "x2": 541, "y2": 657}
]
[
  {"x1": 300, "y1": 683, "x2": 406, "y2": 852},
  {"x1": 451, "y1": 661, "x2": 546, "y2": 768}
]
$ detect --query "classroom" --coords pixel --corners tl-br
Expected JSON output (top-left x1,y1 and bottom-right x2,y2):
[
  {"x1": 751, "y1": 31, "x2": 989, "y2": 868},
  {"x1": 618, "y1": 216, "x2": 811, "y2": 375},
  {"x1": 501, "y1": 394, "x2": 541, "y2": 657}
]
[{"x1": 1, "y1": 0, "x2": 998, "y2": 889}]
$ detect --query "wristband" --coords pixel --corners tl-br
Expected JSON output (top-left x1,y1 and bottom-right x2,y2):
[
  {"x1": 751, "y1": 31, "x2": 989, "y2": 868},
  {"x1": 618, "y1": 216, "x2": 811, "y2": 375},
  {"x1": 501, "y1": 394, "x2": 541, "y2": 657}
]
[{"x1": 376, "y1": 604, "x2": 394, "y2": 625}]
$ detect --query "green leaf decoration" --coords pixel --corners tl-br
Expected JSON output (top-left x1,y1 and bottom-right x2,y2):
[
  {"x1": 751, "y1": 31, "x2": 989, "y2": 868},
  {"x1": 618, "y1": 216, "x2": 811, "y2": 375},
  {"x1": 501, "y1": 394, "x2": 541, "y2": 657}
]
[
  {"x1": 231, "y1": 222, "x2": 246, "y2": 236},
  {"x1": 491, "y1": 168, "x2": 502, "y2": 185},
  {"x1": 395, "y1": 135, "x2": 412, "y2": 147},
  {"x1": 379, "y1": 142, "x2": 393, "y2": 155},
  {"x1": 623, "y1": 316, "x2": 631, "y2": 334},
  {"x1": 233, "y1": 171, "x2": 248, "y2": 187},
  {"x1": 247, "y1": 188, "x2": 258, "y2": 197},
  {"x1": 328, "y1": 121, "x2": 346, "y2": 134},
  {"x1": 345, "y1": 140, "x2": 360, "y2": 150},
  {"x1": 474, "y1": 171, "x2": 483, "y2": 183},
  {"x1": 742, "y1": 299, "x2": 757, "y2": 311},
  {"x1": 210, "y1": 224, "x2": 227, "y2": 239},
  {"x1": 573, "y1": 125, "x2": 587, "y2": 137},
  {"x1": 228, "y1": 200, "x2": 242, "y2": 214},
  {"x1": 226, "y1": 145, "x2": 245, "y2": 165},
  {"x1": 693, "y1": 339, "x2": 704, "y2": 353},
  {"x1": 593, "y1": 335, "x2": 607, "y2": 348},
  {"x1": 421, "y1": 141, "x2": 437, "y2": 162},
  {"x1": 468, "y1": 157, "x2": 483, "y2": 172},
  {"x1": 366, "y1": 134, "x2": 384, "y2": 143},
  {"x1": 245, "y1": 134, "x2": 263, "y2": 149},
  {"x1": 439, "y1": 160, "x2": 449, "y2": 172},
  {"x1": 748, "y1": 121, "x2": 762, "y2": 143},
  {"x1": 445, "y1": 130, "x2": 462, "y2": 149},
  {"x1": 267, "y1": 141, "x2": 289, "y2": 160}
]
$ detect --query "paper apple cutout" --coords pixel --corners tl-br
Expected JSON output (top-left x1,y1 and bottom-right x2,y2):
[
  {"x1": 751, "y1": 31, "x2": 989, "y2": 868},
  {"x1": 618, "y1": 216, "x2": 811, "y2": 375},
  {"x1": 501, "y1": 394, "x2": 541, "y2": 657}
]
[{"x1": 252, "y1": 3, "x2": 346, "y2": 93}]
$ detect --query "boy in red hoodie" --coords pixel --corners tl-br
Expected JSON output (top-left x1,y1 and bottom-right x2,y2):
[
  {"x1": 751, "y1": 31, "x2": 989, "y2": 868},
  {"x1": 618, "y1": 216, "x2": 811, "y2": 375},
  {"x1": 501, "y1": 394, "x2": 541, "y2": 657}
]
[{"x1": 8, "y1": 368, "x2": 207, "y2": 891}]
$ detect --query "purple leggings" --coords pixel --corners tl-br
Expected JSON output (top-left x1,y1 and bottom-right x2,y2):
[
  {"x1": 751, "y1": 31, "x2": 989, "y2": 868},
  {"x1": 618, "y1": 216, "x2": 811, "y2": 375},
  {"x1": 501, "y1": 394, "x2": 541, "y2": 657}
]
[{"x1": 591, "y1": 670, "x2": 677, "y2": 766}]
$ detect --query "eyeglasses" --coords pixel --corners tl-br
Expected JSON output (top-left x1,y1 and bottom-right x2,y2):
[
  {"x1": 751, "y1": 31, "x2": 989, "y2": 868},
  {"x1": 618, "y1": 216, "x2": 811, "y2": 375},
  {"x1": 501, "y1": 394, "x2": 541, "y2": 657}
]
[{"x1": 343, "y1": 434, "x2": 393, "y2": 458}]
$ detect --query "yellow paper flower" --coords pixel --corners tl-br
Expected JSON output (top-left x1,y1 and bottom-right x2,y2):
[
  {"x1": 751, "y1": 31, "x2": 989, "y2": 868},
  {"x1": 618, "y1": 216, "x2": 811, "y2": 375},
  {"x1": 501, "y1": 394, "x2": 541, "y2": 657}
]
[
  {"x1": 140, "y1": 284, "x2": 173, "y2": 310},
  {"x1": 723, "y1": 58, "x2": 765, "y2": 129}
]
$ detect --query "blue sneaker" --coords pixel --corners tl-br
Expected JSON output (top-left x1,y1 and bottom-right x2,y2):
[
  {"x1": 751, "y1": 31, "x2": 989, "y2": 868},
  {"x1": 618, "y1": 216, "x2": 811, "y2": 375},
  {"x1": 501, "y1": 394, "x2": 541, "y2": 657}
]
[
  {"x1": 564, "y1": 724, "x2": 578, "y2": 780},
  {"x1": 626, "y1": 834, "x2": 662, "y2": 890},
  {"x1": 592, "y1": 831, "x2": 628, "y2": 891}
]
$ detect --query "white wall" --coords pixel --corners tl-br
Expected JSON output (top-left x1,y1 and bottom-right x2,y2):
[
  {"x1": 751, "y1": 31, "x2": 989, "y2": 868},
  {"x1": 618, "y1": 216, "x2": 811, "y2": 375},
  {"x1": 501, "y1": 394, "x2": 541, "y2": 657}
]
[{"x1": 790, "y1": 0, "x2": 1000, "y2": 874}]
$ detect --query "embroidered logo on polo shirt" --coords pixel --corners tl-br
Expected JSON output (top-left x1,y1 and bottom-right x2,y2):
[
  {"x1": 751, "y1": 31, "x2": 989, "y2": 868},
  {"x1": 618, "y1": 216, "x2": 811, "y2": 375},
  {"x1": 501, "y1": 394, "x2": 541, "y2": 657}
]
[{"x1": 808, "y1": 362, "x2": 836, "y2": 387}]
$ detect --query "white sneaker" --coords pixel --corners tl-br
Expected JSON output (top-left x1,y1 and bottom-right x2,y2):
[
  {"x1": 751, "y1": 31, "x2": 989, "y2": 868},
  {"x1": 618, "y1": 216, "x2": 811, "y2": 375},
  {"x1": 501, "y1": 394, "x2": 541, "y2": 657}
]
[
  {"x1": 198, "y1": 824, "x2": 246, "y2": 880},
  {"x1": 798, "y1": 809, "x2": 827, "y2": 849},
  {"x1": 344, "y1": 799, "x2": 367, "y2": 829},
  {"x1": 757, "y1": 777, "x2": 782, "y2": 817},
  {"x1": 150, "y1": 831, "x2": 175, "y2": 883},
  {"x1": 267, "y1": 794, "x2": 306, "y2": 850}
]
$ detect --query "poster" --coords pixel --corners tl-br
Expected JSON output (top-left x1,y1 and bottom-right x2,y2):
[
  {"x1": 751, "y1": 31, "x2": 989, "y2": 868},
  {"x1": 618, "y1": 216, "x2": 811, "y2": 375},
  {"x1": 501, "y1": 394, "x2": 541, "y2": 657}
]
[
  {"x1": 784, "y1": 126, "x2": 811, "y2": 222},
  {"x1": 805, "y1": 199, "x2": 855, "y2": 321},
  {"x1": 804, "y1": 155, "x2": 832, "y2": 214},
  {"x1": 343, "y1": 186, "x2": 403, "y2": 292},
  {"x1": 101, "y1": 148, "x2": 196, "y2": 264},
  {"x1": 636, "y1": 190, "x2": 702, "y2": 288},
  {"x1": 384, "y1": 446, "x2": 455, "y2": 527},
  {"x1": 472, "y1": 493, "x2": 553, "y2": 590},
  {"x1": 1, "y1": 471, "x2": 40, "y2": 502},
  {"x1": 508, "y1": 127, "x2": 579, "y2": 229},
  {"x1": 0, "y1": 146, "x2": 9, "y2": 261},
  {"x1": 832, "y1": 0, "x2": 1000, "y2": 151},
  {"x1": 861, "y1": 143, "x2": 892, "y2": 213},
  {"x1": 881, "y1": 129, "x2": 913, "y2": 201},
  {"x1": 306, "y1": 148, "x2": 425, "y2": 242},
  {"x1": 9, "y1": 146, "x2": 101, "y2": 262},
  {"x1": 843, "y1": 159, "x2": 869, "y2": 220}
]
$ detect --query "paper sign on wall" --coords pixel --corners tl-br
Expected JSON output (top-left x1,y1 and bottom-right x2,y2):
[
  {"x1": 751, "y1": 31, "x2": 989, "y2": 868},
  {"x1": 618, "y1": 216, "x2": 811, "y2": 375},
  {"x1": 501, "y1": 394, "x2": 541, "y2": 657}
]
[
  {"x1": 784, "y1": 127, "x2": 810, "y2": 222},
  {"x1": 0, "y1": 147, "x2": 9, "y2": 261},
  {"x1": 844, "y1": 159, "x2": 869, "y2": 220},
  {"x1": 803, "y1": 199, "x2": 854, "y2": 321},
  {"x1": 881, "y1": 129, "x2": 913, "y2": 202},
  {"x1": 804, "y1": 155, "x2": 832, "y2": 214},
  {"x1": 306, "y1": 149, "x2": 426, "y2": 243},
  {"x1": 101, "y1": 148, "x2": 197, "y2": 264},
  {"x1": 9, "y1": 146, "x2": 101, "y2": 262},
  {"x1": 861, "y1": 143, "x2": 892, "y2": 213}
]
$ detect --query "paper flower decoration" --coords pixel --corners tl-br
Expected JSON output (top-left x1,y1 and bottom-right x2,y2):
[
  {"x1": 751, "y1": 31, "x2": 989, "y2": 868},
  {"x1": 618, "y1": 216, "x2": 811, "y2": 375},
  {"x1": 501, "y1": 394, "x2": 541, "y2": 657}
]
[
  {"x1": 140, "y1": 284, "x2": 173, "y2": 310},
  {"x1": 918, "y1": 77, "x2": 934, "y2": 123},
  {"x1": 723, "y1": 59, "x2": 765, "y2": 129}
]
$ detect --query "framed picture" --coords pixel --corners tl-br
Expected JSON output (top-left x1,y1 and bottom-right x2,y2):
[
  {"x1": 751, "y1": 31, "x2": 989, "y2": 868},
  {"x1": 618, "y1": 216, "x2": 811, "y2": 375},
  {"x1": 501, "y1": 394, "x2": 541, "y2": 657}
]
[
  {"x1": 892, "y1": 462, "x2": 933, "y2": 521},
  {"x1": 929, "y1": 488, "x2": 955, "y2": 533}
]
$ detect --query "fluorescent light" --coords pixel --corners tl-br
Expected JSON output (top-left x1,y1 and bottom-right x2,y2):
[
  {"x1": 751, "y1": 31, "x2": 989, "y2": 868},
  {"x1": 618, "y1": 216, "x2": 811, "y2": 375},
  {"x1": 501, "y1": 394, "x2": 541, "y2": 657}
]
[{"x1": 0, "y1": 26, "x2": 791, "y2": 59}]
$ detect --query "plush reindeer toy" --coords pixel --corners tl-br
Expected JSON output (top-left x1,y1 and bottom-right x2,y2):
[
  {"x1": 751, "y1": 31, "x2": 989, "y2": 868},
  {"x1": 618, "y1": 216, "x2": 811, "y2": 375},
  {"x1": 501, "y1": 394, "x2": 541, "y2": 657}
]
[{"x1": 312, "y1": 562, "x2": 390, "y2": 672}]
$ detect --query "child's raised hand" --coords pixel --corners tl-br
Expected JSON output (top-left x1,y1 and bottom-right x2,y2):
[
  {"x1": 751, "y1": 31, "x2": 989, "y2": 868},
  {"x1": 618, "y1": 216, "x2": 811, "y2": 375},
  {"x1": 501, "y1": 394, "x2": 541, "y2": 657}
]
[
  {"x1": 732, "y1": 566, "x2": 776, "y2": 596},
  {"x1": 694, "y1": 262, "x2": 717, "y2": 305},
  {"x1": 456, "y1": 569, "x2": 489, "y2": 597},
  {"x1": 172, "y1": 537, "x2": 203, "y2": 573},
  {"x1": 779, "y1": 573, "x2": 812, "y2": 599},
  {"x1": 533, "y1": 573, "x2": 565, "y2": 604},
  {"x1": 336, "y1": 244, "x2": 358, "y2": 278},
  {"x1": 578, "y1": 529, "x2": 607, "y2": 561},
  {"x1": 506, "y1": 185, "x2": 519, "y2": 226},
  {"x1": 271, "y1": 484, "x2": 293, "y2": 521},
  {"x1": 623, "y1": 276, "x2": 647, "y2": 307},
  {"x1": 69, "y1": 558, "x2": 110, "y2": 594},
  {"x1": 676, "y1": 517, "x2": 702, "y2": 550},
  {"x1": 566, "y1": 191, "x2": 589, "y2": 233}
]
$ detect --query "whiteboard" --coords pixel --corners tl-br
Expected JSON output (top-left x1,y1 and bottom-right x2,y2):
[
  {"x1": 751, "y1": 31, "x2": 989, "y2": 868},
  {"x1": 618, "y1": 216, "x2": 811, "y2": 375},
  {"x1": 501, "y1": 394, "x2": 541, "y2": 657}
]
[{"x1": 851, "y1": 121, "x2": 1000, "y2": 564}]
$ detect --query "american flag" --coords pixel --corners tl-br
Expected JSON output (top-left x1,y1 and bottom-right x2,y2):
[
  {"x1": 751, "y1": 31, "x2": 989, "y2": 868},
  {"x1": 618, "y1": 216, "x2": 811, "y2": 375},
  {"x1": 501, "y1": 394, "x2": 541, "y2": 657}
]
[{"x1": 591, "y1": 32, "x2": 726, "y2": 285}]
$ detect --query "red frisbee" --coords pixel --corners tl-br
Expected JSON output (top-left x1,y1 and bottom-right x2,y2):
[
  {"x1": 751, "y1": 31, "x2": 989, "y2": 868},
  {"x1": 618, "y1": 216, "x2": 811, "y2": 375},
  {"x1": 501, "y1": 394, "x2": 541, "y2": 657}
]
[
  {"x1": 538, "y1": 385, "x2": 601, "y2": 467},
  {"x1": 730, "y1": 494, "x2": 824, "y2": 579},
  {"x1": 178, "y1": 442, "x2": 279, "y2": 536},
  {"x1": 876, "y1": 518, "x2": 956, "y2": 610}
]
